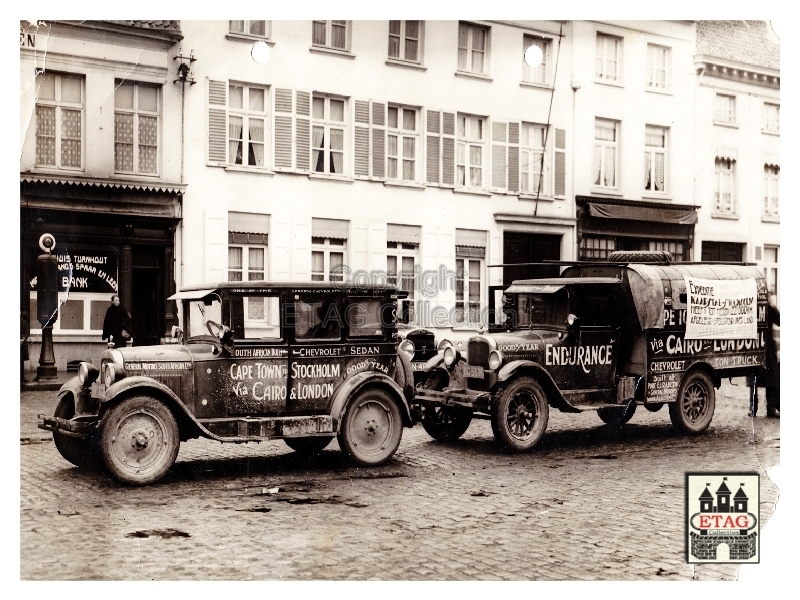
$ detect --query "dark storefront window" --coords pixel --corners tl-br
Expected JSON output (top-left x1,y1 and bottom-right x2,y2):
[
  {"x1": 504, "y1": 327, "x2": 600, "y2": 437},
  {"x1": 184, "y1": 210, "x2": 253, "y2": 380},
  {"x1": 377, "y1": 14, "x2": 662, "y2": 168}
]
[
  {"x1": 579, "y1": 235, "x2": 616, "y2": 260},
  {"x1": 701, "y1": 241, "x2": 743, "y2": 263},
  {"x1": 580, "y1": 235, "x2": 686, "y2": 261}
]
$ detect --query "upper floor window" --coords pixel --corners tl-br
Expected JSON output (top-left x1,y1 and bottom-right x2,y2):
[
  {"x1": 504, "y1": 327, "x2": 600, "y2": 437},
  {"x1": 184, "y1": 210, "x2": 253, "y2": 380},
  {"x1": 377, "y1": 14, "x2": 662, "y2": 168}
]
[
  {"x1": 763, "y1": 103, "x2": 780, "y2": 132},
  {"x1": 714, "y1": 94, "x2": 736, "y2": 123},
  {"x1": 229, "y1": 20, "x2": 270, "y2": 39},
  {"x1": 714, "y1": 158, "x2": 735, "y2": 214},
  {"x1": 644, "y1": 125, "x2": 667, "y2": 193},
  {"x1": 520, "y1": 123, "x2": 550, "y2": 195},
  {"x1": 596, "y1": 34, "x2": 621, "y2": 82},
  {"x1": 764, "y1": 165, "x2": 779, "y2": 218},
  {"x1": 35, "y1": 72, "x2": 83, "y2": 169},
  {"x1": 593, "y1": 118, "x2": 618, "y2": 189},
  {"x1": 457, "y1": 114, "x2": 485, "y2": 188},
  {"x1": 458, "y1": 22, "x2": 489, "y2": 75},
  {"x1": 522, "y1": 35, "x2": 550, "y2": 85},
  {"x1": 114, "y1": 81, "x2": 159, "y2": 175},
  {"x1": 228, "y1": 83, "x2": 268, "y2": 167},
  {"x1": 312, "y1": 95, "x2": 347, "y2": 175},
  {"x1": 646, "y1": 44, "x2": 669, "y2": 89},
  {"x1": 387, "y1": 106, "x2": 418, "y2": 182},
  {"x1": 388, "y1": 20, "x2": 421, "y2": 63},
  {"x1": 312, "y1": 20, "x2": 349, "y2": 51}
]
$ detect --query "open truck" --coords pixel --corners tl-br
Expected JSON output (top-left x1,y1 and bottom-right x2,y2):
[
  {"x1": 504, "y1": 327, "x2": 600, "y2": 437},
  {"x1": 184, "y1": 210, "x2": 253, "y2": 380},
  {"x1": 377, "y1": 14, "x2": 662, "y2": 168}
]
[{"x1": 414, "y1": 251, "x2": 768, "y2": 450}]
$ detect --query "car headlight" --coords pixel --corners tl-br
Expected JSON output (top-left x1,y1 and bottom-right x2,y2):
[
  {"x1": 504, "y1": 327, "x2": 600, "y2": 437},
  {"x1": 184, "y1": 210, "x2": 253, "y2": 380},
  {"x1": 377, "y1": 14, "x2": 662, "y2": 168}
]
[
  {"x1": 437, "y1": 339, "x2": 452, "y2": 352},
  {"x1": 398, "y1": 339, "x2": 415, "y2": 360},
  {"x1": 78, "y1": 362, "x2": 99, "y2": 387},
  {"x1": 488, "y1": 350, "x2": 505, "y2": 371},
  {"x1": 103, "y1": 363, "x2": 123, "y2": 387},
  {"x1": 443, "y1": 346, "x2": 461, "y2": 366}
]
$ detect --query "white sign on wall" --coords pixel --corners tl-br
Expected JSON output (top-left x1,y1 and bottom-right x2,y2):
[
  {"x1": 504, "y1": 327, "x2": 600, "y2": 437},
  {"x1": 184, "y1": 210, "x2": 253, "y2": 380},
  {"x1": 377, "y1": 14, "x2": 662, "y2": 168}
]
[{"x1": 684, "y1": 277, "x2": 758, "y2": 340}]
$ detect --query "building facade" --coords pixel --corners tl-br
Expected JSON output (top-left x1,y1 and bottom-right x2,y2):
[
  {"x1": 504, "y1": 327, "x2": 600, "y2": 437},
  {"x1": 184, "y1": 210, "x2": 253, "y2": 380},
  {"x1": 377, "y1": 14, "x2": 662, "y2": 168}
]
[
  {"x1": 20, "y1": 20, "x2": 185, "y2": 370},
  {"x1": 693, "y1": 20, "x2": 780, "y2": 302}
]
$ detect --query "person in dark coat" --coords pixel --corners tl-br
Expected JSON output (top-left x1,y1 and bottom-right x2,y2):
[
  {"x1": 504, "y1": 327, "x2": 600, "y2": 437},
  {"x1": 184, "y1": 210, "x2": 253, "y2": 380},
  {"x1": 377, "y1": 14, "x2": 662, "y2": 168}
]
[
  {"x1": 21, "y1": 311, "x2": 30, "y2": 383},
  {"x1": 102, "y1": 295, "x2": 134, "y2": 348},
  {"x1": 750, "y1": 294, "x2": 780, "y2": 418}
]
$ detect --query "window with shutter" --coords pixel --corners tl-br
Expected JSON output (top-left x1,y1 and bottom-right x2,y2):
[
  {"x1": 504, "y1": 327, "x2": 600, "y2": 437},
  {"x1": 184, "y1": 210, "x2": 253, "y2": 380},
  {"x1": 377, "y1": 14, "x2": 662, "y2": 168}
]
[
  {"x1": 554, "y1": 127, "x2": 565, "y2": 197},
  {"x1": 387, "y1": 104, "x2": 419, "y2": 182},
  {"x1": 207, "y1": 79, "x2": 228, "y2": 165},
  {"x1": 442, "y1": 112, "x2": 455, "y2": 186},
  {"x1": 296, "y1": 91, "x2": 311, "y2": 171},
  {"x1": 372, "y1": 102, "x2": 386, "y2": 179},
  {"x1": 491, "y1": 121, "x2": 508, "y2": 190},
  {"x1": 426, "y1": 109, "x2": 441, "y2": 185},
  {"x1": 274, "y1": 88, "x2": 293, "y2": 169},
  {"x1": 354, "y1": 100, "x2": 370, "y2": 178},
  {"x1": 508, "y1": 123, "x2": 520, "y2": 193}
]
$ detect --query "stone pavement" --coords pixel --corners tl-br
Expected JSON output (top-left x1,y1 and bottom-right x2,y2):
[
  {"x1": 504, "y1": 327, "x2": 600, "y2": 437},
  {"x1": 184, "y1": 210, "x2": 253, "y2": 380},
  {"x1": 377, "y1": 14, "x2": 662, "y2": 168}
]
[{"x1": 20, "y1": 380, "x2": 780, "y2": 580}]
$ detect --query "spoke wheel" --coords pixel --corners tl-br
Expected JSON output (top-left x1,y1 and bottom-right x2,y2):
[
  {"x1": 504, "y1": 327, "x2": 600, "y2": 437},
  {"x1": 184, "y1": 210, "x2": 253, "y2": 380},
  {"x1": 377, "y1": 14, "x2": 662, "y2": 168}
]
[
  {"x1": 338, "y1": 388, "x2": 402, "y2": 466},
  {"x1": 491, "y1": 377, "x2": 549, "y2": 452},
  {"x1": 420, "y1": 370, "x2": 472, "y2": 441},
  {"x1": 597, "y1": 403, "x2": 636, "y2": 426},
  {"x1": 100, "y1": 396, "x2": 179, "y2": 486},
  {"x1": 284, "y1": 436, "x2": 333, "y2": 455},
  {"x1": 53, "y1": 396, "x2": 100, "y2": 468},
  {"x1": 669, "y1": 371, "x2": 715, "y2": 435}
]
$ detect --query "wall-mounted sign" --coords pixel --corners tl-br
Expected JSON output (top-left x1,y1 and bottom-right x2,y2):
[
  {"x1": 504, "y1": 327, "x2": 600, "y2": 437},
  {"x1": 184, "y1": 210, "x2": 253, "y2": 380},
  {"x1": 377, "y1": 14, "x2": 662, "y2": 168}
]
[{"x1": 54, "y1": 249, "x2": 119, "y2": 294}]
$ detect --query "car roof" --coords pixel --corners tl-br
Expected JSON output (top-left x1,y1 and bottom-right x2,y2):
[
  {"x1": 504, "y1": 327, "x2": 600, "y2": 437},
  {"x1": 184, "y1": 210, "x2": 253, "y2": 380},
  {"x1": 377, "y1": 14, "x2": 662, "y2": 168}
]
[{"x1": 510, "y1": 277, "x2": 622, "y2": 287}]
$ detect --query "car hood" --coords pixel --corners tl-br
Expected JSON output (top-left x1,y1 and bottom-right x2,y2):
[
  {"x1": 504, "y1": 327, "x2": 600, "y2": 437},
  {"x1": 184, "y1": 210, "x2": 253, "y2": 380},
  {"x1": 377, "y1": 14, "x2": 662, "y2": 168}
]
[{"x1": 115, "y1": 345, "x2": 195, "y2": 363}]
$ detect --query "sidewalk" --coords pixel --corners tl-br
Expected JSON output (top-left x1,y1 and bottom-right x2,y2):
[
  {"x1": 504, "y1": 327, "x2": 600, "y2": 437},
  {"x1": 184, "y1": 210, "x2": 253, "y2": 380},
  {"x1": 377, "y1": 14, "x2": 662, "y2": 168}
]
[{"x1": 21, "y1": 369, "x2": 70, "y2": 392}]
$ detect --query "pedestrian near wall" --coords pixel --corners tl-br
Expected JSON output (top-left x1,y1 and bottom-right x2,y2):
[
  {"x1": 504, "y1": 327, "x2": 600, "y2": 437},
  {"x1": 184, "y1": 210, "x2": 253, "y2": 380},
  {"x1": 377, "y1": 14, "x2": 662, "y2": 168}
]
[
  {"x1": 749, "y1": 294, "x2": 780, "y2": 418},
  {"x1": 102, "y1": 294, "x2": 134, "y2": 349}
]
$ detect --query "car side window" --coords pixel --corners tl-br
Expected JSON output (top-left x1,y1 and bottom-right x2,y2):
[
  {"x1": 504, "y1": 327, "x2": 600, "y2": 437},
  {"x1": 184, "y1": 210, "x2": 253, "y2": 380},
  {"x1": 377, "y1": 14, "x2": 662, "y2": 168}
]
[
  {"x1": 346, "y1": 298, "x2": 384, "y2": 337},
  {"x1": 571, "y1": 286, "x2": 618, "y2": 327},
  {"x1": 295, "y1": 295, "x2": 342, "y2": 341},
  {"x1": 230, "y1": 294, "x2": 281, "y2": 339}
]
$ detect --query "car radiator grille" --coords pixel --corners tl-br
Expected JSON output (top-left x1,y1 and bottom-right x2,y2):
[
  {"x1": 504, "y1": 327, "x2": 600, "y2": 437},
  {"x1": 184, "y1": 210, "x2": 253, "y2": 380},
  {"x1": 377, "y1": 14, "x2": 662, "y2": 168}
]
[{"x1": 468, "y1": 340, "x2": 490, "y2": 368}]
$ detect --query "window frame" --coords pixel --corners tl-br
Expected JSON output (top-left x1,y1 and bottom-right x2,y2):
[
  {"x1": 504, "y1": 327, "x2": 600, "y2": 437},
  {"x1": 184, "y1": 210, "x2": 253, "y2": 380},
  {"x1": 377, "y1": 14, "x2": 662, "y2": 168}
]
[
  {"x1": 228, "y1": 240, "x2": 268, "y2": 283},
  {"x1": 28, "y1": 291, "x2": 106, "y2": 336},
  {"x1": 519, "y1": 122, "x2": 551, "y2": 196},
  {"x1": 388, "y1": 20, "x2": 423, "y2": 64},
  {"x1": 114, "y1": 81, "x2": 161, "y2": 176},
  {"x1": 763, "y1": 103, "x2": 780, "y2": 133},
  {"x1": 714, "y1": 158, "x2": 736, "y2": 215},
  {"x1": 457, "y1": 22, "x2": 490, "y2": 76},
  {"x1": 228, "y1": 20, "x2": 271, "y2": 41},
  {"x1": 35, "y1": 72, "x2": 85, "y2": 171},
  {"x1": 522, "y1": 34, "x2": 551, "y2": 86},
  {"x1": 646, "y1": 43, "x2": 670, "y2": 90},
  {"x1": 593, "y1": 118, "x2": 619, "y2": 191},
  {"x1": 762, "y1": 245, "x2": 779, "y2": 298},
  {"x1": 456, "y1": 113, "x2": 486, "y2": 189},
  {"x1": 227, "y1": 82, "x2": 269, "y2": 169},
  {"x1": 311, "y1": 237, "x2": 347, "y2": 283},
  {"x1": 312, "y1": 20, "x2": 350, "y2": 52},
  {"x1": 714, "y1": 93, "x2": 736, "y2": 124},
  {"x1": 386, "y1": 241, "x2": 419, "y2": 325},
  {"x1": 386, "y1": 105, "x2": 419, "y2": 183},
  {"x1": 595, "y1": 33, "x2": 622, "y2": 83},
  {"x1": 454, "y1": 255, "x2": 484, "y2": 327},
  {"x1": 311, "y1": 94, "x2": 348, "y2": 177},
  {"x1": 763, "y1": 165, "x2": 779, "y2": 219},
  {"x1": 643, "y1": 124, "x2": 668, "y2": 195}
]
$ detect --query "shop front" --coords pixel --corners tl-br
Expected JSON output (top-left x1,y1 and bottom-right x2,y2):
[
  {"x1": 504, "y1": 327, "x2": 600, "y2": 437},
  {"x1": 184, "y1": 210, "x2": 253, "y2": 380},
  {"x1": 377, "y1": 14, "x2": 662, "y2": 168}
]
[
  {"x1": 576, "y1": 196, "x2": 699, "y2": 262},
  {"x1": 21, "y1": 177, "x2": 183, "y2": 371}
]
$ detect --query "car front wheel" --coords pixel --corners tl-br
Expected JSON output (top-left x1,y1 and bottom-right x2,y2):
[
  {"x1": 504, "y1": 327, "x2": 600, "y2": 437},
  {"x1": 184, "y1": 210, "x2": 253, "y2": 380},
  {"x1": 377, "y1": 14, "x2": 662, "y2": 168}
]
[
  {"x1": 99, "y1": 395, "x2": 180, "y2": 486},
  {"x1": 338, "y1": 388, "x2": 402, "y2": 466},
  {"x1": 491, "y1": 376, "x2": 549, "y2": 452}
]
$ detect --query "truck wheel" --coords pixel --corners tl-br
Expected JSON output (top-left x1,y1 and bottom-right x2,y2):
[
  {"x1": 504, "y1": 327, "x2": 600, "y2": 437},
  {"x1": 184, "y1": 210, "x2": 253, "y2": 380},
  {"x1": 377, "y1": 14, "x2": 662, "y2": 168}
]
[
  {"x1": 597, "y1": 404, "x2": 636, "y2": 426},
  {"x1": 491, "y1": 377, "x2": 549, "y2": 452},
  {"x1": 420, "y1": 370, "x2": 472, "y2": 441},
  {"x1": 53, "y1": 396, "x2": 100, "y2": 468},
  {"x1": 99, "y1": 396, "x2": 180, "y2": 486},
  {"x1": 669, "y1": 371, "x2": 716, "y2": 435},
  {"x1": 284, "y1": 436, "x2": 333, "y2": 455},
  {"x1": 338, "y1": 388, "x2": 402, "y2": 466}
]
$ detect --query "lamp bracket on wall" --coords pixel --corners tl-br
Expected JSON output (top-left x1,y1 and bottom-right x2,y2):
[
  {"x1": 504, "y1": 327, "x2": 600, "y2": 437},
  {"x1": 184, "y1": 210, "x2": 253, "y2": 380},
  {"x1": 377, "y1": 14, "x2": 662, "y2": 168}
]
[{"x1": 174, "y1": 50, "x2": 196, "y2": 85}]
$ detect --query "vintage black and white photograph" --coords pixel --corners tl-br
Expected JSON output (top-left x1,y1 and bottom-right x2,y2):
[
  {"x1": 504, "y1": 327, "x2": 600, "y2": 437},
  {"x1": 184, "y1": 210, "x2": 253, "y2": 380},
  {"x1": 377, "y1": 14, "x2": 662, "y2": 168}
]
[{"x1": 18, "y1": 15, "x2": 784, "y2": 582}]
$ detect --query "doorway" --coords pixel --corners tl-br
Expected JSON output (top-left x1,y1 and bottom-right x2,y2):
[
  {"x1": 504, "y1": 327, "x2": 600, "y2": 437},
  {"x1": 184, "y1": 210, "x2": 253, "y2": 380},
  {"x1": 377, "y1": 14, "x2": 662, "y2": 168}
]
[{"x1": 131, "y1": 268, "x2": 163, "y2": 346}]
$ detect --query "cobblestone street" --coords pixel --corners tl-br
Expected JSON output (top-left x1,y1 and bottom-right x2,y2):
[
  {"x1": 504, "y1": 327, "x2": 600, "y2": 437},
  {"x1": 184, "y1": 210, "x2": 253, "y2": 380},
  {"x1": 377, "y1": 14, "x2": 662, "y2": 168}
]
[{"x1": 20, "y1": 380, "x2": 780, "y2": 581}]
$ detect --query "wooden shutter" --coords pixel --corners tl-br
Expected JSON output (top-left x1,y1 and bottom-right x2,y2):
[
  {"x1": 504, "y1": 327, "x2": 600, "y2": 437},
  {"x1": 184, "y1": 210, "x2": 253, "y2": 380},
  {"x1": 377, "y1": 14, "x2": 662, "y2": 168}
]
[
  {"x1": 441, "y1": 111, "x2": 455, "y2": 186},
  {"x1": 354, "y1": 100, "x2": 370, "y2": 178},
  {"x1": 491, "y1": 121, "x2": 508, "y2": 190},
  {"x1": 554, "y1": 127, "x2": 566, "y2": 197},
  {"x1": 207, "y1": 79, "x2": 228, "y2": 165},
  {"x1": 274, "y1": 88, "x2": 294, "y2": 169},
  {"x1": 508, "y1": 122, "x2": 520, "y2": 193},
  {"x1": 295, "y1": 91, "x2": 311, "y2": 172},
  {"x1": 426, "y1": 109, "x2": 440, "y2": 185},
  {"x1": 371, "y1": 102, "x2": 386, "y2": 179}
]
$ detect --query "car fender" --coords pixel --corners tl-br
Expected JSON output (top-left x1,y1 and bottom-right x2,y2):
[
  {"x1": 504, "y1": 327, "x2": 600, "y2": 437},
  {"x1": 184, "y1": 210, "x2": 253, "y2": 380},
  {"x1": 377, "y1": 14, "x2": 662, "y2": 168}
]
[
  {"x1": 99, "y1": 375, "x2": 209, "y2": 439},
  {"x1": 57, "y1": 375, "x2": 98, "y2": 416},
  {"x1": 496, "y1": 360, "x2": 579, "y2": 413},
  {"x1": 330, "y1": 371, "x2": 413, "y2": 429}
]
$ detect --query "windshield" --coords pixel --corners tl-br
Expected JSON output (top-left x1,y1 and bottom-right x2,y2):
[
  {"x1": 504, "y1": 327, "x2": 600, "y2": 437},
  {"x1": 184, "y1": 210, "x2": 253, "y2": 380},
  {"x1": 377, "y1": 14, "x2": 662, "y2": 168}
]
[
  {"x1": 514, "y1": 291, "x2": 568, "y2": 329},
  {"x1": 186, "y1": 295, "x2": 223, "y2": 339}
]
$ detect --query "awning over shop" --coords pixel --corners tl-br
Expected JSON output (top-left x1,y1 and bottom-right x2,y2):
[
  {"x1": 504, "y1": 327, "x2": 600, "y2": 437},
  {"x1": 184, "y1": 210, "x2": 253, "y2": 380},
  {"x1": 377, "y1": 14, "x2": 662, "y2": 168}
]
[
  {"x1": 387, "y1": 223, "x2": 421, "y2": 245},
  {"x1": 764, "y1": 152, "x2": 780, "y2": 168},
  {"x1": 580, "y1": 196, "x2": 699, "y2": 225},
  {"x1": 715, "y1": 147, "x2": 738, "y2": 162},
  {"x1": 20, "y1": 174, "x2": 186, "y2": 195}
]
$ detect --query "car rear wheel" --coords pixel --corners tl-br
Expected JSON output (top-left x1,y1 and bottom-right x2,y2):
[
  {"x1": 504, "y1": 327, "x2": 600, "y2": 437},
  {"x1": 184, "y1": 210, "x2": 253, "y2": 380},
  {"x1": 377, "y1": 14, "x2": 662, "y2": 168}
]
[
  {"x1": 284, "y1": 436, "x2": 333, "y2": 455},
  {"x1": 491, "y1": 377, "x2": 549, "y2": 452},
  {"x1": 669, "y1": 371, "x2": 716, "y2": 435},
  {"x1": 597, "y1": 403, "x2": 636, "y2": 426},
  {"x1": 420, "y1": 371, "x2": 472, "y2": 442},
  {"x1": 53, "y1": 396, "x2": 100, "y2": 468},
  {"x1": 99, "y1": 395, "x2": 180, "y2": 486},
  {"x1": 338, "y1": 388, "x2": 402, "y2": 466}
]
